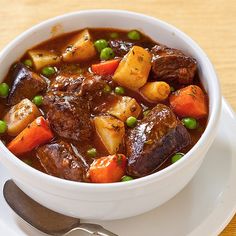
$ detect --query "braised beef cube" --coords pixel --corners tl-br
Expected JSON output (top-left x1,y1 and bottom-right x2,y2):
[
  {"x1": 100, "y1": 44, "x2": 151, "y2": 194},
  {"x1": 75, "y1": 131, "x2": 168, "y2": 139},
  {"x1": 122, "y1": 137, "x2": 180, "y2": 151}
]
[
  {"x1": 50, "y1": 73, "x2": 84, "y2": 92},
  {"x1": 126, "y1": 104, "x2": 191, "y2": 177},
  {"x1": 151, "y1": 45, "x2": 197, "y2": 84},
  {"x1": 108, "y1": 40, "x2": 134, "y2": 57},
  {"x1": 8, "y1": 62, "x2": 47, "y2": 105},
  {"x1": 36, "y1": 141, "x2": 89, "y2": 181},
  {"x1": 43, "y1": 91, "x2": 92, "y2": 142}
]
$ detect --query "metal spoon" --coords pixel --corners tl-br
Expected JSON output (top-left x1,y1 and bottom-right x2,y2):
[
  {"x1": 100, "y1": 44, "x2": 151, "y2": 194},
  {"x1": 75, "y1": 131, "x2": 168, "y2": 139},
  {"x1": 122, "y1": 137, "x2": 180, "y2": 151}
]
[{"x1": 3, "y1": 180, "x2": 118, "y2": 236}]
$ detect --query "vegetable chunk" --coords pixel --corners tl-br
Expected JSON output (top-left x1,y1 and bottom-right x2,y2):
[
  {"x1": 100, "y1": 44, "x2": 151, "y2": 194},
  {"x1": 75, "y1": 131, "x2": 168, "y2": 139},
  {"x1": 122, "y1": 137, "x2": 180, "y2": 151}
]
[
  {"x1": 112, "y1": 46, "x2": 151, "y2": 90},
  {"x1": 107, "y1": 96, "x2": 141, "y2": 121},
  {"x1": 140, "y1": 81, "x2": 171, "y2": 103},
  {"x1": 89, "y1": 154, "x2": 127, "y2": 183},
  {"x1": 8, "y1": 116, "x2": 54, "y2": 156},
  {"x1": 28, "y1": 50, "x2": 61, "y2": 70},
  {"x1": 169, "y1": 85, "x2": 208, "y2": 119},
  {"x1": 92, "y1": 59, "x2": 120, "y2": 75},
  {"x1": 94, "y1": 115, "x2": 125, "y2": 155},
  {"x1": 4, "y1": 98, "x2": 41, "y2": 136},
  {"x1": 62, "y1": 29, "x2": 96, "y2": 62}
]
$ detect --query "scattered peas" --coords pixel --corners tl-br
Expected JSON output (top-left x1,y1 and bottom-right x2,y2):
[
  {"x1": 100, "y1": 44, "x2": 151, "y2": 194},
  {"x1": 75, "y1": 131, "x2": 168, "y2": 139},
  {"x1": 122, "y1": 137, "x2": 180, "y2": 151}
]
[
  {"x1": 182, "y1": 117, "x2": 198, "y2": 129},
  {"x1": 121, "y1": 175, "x2": 133, "y2": 182},
  {"x1": 110, "y1": 32, "x2": 119, "y2": 39},
  {"x1": 0, "y1": 83, "x2": 9, "y2": 97},
  {"x1": 127, "y1": 30, "x2": 141, "y2": 40},
  {"x1": 23, "y1": 59, "x2": 33, "y2": 68},
  {"x1": 87, "y1": 148, "x2": 97, "y2": 158},
  {"x1": 94, "y1": 39, "x2": 108, "y2": 53},
  {"x1": 126, "y1": 116, "x2": 137, "y2": 128},
  {"x1": 114, "y1": 86, "x2": 125, "y2": 95},
  {"x1": 32, "y1": 95, "x2": 43, "y2": 106},
  {"x1": 170, "y1": 86, "x2": 175, "y2": 92},
  {"x1": 0, "y1": 120, "x2": 7, "y2": 134},
  {"x1": 41, "y1": 66, "x2": 56, "y2": 77},
  {"x1": 143, "y1": 109, "x2": 150, "y2": 117},
  {"x1": 171, "y1": 153, "x2": 184, "y2": 164},
  {"x1": 100, "y1": 47, "x2": 115, "y2": 61},
  {"x1": 103, "y1": 84, "x2": 112, "y2": 93}
]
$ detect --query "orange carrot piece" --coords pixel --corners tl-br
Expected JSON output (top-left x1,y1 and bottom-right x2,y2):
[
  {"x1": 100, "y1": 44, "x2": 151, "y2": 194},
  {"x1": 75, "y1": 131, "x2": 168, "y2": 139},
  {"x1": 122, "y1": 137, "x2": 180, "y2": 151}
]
[
  {"x1": 91, "y1": 59, "x2": 120, "y2": 76},
  {"x1": 8, "y1": 116, "x2": 53, "y2": 156},
  {"x1": 88, "y1": 154, "x2": 127, "y2": 183},
  {"x1": 169, "y1": 85, "x2": 208, "y2": 119}
]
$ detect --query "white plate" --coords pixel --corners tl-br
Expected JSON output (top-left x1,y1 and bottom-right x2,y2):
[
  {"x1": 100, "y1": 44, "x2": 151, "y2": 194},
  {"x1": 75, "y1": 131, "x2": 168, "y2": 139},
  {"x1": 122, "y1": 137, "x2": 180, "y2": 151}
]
[{"x1": 0, "y1": 98, "x2": 236, "y2": 236}]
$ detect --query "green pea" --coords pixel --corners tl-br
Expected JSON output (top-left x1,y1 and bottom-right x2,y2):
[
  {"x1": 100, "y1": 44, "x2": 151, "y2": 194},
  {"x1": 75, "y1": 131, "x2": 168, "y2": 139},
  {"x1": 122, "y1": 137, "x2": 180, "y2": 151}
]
[
  {"x1": 126, "y1": 116, "x2": 137, "y2": 128},
  {"x1": 100, "y1": 47, "x2": 115, "y2": 61},
  {"x1": 182, "y1": 117, "x2": 198, "y2": 129},
  {"x1": 171, "y1": 153, "x2": 184, "y2": 164},
  {"x1": 23, "y1": 59, "x2": 33, "y2": 68},
  {"x1": 23, "y1": 159, "x2": 32, "y2": 166},
  {"x1": 114, "y1": 86, "x2": 125, "y2": 95},
  {"x1": 127, "y1": 30, "x2": 141, "y2": 40},
  {"x1": 94, "y1": 39, "x2": 108, "y2": 53},
  {"x1": 87, "y1": 148, "x2": 97, "y2": 158},
  {"x1": 143, "y1": 109, "x2": 150, "y2": 117},
  {"x1": 0, "y1": 120, "x2": 7, "y2": 134},
  {"x1": 32, "y1": 95, "x2": 43, "y2": 106},
  {"x1": 0, "y1": 83, "x2": 9, "y2": 97},
  {"x1": 103, "y1": 84, "x2": 112, "y2": 93},
  {"x1": 121, "y1": 175, "x2": 133, "y2": 182},
  {"x1": 170, "y1": 86, "x2": 175, "y2": 92},
  {"x1": 41, "y1": 66, "x2": 56, "y2": 77},
  {"x1": 110, "y1": 32, "x2": 119, "y2": 39}
]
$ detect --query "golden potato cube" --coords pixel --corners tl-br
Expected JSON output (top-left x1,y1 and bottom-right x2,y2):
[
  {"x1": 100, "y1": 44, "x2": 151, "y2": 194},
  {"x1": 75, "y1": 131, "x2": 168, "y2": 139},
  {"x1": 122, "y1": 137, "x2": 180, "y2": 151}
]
[
  {"x1": 107, "y1": 96, "x2": 141, "y2": 121},
  {"x1": 62, "y1": 29, "x2": 96, "y2": 62},
  {"x1": 94, "y1": 115, "x2": 125, "y2": 155},
  {"x1": 140, "y1": 81, "x2": 170, "y2": 103},
  {"x1": 112, "y1": 46, "x2": 151, "y2": 91},
  {"x1": 28, "y1": 50, "x2": 61, "y2": 70},
  {"x1": 4, "y1": 98, "x2": 41, "y2": 136}
]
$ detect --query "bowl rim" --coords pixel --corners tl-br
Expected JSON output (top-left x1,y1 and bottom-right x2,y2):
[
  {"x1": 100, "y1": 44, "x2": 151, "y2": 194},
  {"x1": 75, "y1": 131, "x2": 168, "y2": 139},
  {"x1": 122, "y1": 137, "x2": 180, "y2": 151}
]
[{"x1": 0, "y1": 9, "x2": 221, "y2": 191}]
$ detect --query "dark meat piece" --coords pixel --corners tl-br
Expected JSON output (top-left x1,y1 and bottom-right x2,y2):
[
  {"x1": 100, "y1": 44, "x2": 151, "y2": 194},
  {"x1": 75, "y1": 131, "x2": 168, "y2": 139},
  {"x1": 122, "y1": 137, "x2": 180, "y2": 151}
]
[
  {"x1": 126, "y1": 104, "x2": 191, "y2": 177},
  {"x1": 43, "y1": 91, "x2": 92, "y2": 142},
  {"x1": 109, "y1": 40, "x2": 134, "y2": 57},
  {"x1": 8, "y1": 63, "x2": 47, "y2": 105},
  {"x1": 151, "y1": 45, "x2": 197, "y2": 84},
  {"x1": 50, "y1": 73, "x2": 84, "y2": 92},
  {"x1": 36, "y1": 141, "x2": 89, "y2": 181}
]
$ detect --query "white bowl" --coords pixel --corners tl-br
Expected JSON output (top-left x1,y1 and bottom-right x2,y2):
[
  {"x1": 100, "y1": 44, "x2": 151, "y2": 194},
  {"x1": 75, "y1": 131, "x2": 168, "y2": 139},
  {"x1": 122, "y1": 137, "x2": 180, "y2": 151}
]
[{"x1": 0, "y1": 10, "x2": 221, "y2": 220}]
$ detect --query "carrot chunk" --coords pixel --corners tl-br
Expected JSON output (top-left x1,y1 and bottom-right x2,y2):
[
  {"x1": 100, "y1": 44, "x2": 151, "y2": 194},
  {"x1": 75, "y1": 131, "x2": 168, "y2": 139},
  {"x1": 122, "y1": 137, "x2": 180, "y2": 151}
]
[
  {"x1": 8, "y1": 116, "x2": 53, "y2": 156},
  {"x1": 88, "y1": 154, "x2": 127, "y2": 183},
  {"x1": 91, "y1": 59, "x2": 120, "y2": 76},
  {"x1": 169, "y1": 85, "x2": 208, "y2": 119}
]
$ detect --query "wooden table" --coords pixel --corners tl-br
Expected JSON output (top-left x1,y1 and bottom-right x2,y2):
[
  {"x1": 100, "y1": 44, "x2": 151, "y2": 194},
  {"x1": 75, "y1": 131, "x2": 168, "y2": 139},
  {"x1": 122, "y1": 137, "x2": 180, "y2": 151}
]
[{"x1": 0, "y1": 0, "x2": 235, "y2": 235}]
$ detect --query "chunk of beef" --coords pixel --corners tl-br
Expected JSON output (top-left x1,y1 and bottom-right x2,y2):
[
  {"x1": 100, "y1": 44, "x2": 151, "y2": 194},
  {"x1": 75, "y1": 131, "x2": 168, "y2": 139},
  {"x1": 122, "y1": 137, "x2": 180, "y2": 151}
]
[
  {"x1": 151, "y1": 45, "x2": 197, "y2": 84},
  {"x1": 43, "y1": 91, "x2": 92, "y2": 142},
  {"x1": 108, "y1": 40, "x2": 134, "y2": 57},
  {"x1": 8, "y1": 63, "x2": 47, "y2": 105},
  {"x1": 50, "y1": 73, "x2": 84, "y2": 92},
  {"x1": 126, "y1": 104, "x2": 191, "y2": 177},
  {"x1": 36, "y1": 141, "x2": 89, "y2": 181}
]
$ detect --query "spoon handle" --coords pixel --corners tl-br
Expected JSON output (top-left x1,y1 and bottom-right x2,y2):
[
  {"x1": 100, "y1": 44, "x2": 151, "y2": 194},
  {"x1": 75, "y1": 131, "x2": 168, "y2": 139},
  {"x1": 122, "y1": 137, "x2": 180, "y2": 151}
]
[{"x1": 67, "y1": 223, "x2": 118, "y2": 236}]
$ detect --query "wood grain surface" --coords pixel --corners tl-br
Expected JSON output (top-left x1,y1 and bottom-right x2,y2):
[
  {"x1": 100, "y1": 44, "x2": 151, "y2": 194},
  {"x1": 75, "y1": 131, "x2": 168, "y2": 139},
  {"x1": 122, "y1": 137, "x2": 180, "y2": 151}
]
[{"x1": 0, "y1": 0, "x2": 235, "y2": 235}]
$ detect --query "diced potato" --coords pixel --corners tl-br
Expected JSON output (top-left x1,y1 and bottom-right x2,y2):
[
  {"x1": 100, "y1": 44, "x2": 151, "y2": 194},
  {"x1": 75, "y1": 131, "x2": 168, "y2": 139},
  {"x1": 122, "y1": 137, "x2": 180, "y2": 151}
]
[
  {"x1": 4, "y1": 98, "x2": 41, "y2": 136},
  {"x1": 107, "y1": 96, "x2": 141, "y2": 121},
  {"x1": 28, "y1": 50, "x2": 61, "y2": 70},
  {"x1": 112, "y1": 46, "x2": 151, "y2": 91},
  {"x1": 94, "y1": 115, "x2": 125, "y2": 155},
  {"x1": 140, "y1": 81, "x2": 171, "y2": 103},
  {"x1": 62, "y1": 29, "x2": 96, "y2": 62}
]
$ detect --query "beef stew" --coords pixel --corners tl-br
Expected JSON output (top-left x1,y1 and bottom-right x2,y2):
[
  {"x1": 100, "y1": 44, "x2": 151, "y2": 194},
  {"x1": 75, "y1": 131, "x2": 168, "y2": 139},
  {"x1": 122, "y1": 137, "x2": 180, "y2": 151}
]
[{"x1": 0, "y1": 28, "x2": 208, "y2": 183}]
